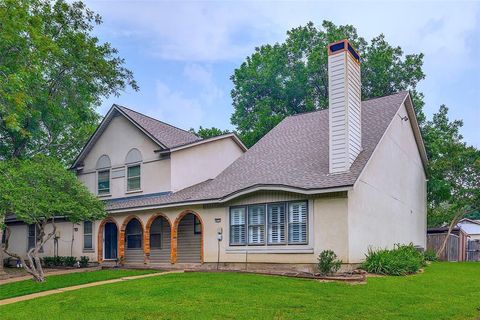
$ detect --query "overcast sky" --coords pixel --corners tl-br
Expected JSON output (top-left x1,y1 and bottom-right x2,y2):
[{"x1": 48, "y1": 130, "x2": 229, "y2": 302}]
[{"x1": 85, "y1": 0, "x2": 479, "y2": 147}]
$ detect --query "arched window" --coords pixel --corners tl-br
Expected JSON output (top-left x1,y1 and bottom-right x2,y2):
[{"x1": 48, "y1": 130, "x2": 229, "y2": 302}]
[
  {"x1": 96, "y1": 155, "x2": 111, "y2": 195},
  {"x1": 125, "y1": 149, "x2": 142, "y2": 192},
  {"x1": 125, "y1": 219, "x2": 143, "y2": 249}
]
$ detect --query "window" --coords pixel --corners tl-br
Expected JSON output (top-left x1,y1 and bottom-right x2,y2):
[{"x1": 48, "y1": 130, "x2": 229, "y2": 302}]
[
  {"x1": 28, "y1": 224, "x2": 36, "y2": 250},
  {"x1": 127, "y1": 165, "x2": 141, "y2": 191},
  {"x1": 150, "y1": 218, "x2": 162, "y2": 249},
  {"x1": 288, "y1": 201, "x2": 308, "y2": 244},
  {"x1": 1, "y1": 227, "x2": 6, "y2": 244},
  {"x1": 125, "y1": 219, "x2": 142, "y2": 249},
  {"x1": 97, "y1": 170, "x2": 110, "y2": 195},
  {"x1": 194, "y1": 216, "x2": 202, "y2": 234},
  {"x1": 268, "y1": 203, "x2": 286, "y2": 244},
  {"x1": 83, "y1": 221, "x2": 93, "y2": 250},
  {"x1": 229, "y1": 200, "x2": 308, "y2": 247},
  {"x1": 248, "y1": 205, "x2": 265, "y2": 245},
  {"x1": 230, "y1": 207, "x2": 246, "y2": 245}
]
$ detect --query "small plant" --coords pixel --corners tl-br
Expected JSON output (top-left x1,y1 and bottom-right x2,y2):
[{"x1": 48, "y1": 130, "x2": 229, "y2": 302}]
[
  {"x1": 423, "y1": 249, "x2": 438, "y2": 262},
  {"x1": 79, "y1": 256, "x2": 90, "y2": 268},
  {"x1": 63, "y1": 256, "x2": 77, "y2": 267},
  {"x1": 41, "y1": 256, "x2": 56, "y2": 267},
  {"x1": 362, "y1": 243, "x2": 426, "y2": 276},
  {"x1": 317, "y1": 250, "x2": 342, "y2": 276}
]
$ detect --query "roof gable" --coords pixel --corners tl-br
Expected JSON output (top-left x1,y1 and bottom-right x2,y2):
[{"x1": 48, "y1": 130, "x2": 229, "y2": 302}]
[{"x1": 71, "y1": 105, "x2": 201, "y2": 169}]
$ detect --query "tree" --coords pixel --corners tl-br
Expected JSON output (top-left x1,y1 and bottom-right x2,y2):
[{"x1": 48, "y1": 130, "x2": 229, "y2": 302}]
[
  {"x1": 0, "y1": 0, "x2": 138, "y2": 164},
  {"x1": 0, "y1": 156, "x2": 105, "y2": 282},
  {"x1": 423, "y1": 105, "x2": 480, "y2": 256},
  {"x1": 230, "y1": 21, "x2": 425, "y2": 147},
  {"x1": 189, "y1": 126, "x2": 230, "y2": 139}
]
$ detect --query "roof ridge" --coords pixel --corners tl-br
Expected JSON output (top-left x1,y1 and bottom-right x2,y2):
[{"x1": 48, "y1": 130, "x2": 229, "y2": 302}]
[{"x1": 114, "y1": 104, "x2": 201, "y2": 138}]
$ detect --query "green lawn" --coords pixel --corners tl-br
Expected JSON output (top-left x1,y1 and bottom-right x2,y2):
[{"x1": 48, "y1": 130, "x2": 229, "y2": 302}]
[
  {"x1": 0, "y1": 263, "x2": 479, "y2": 320},
  {"x1": 0, "y1": 269, "x2": 158, "y2": 300}
]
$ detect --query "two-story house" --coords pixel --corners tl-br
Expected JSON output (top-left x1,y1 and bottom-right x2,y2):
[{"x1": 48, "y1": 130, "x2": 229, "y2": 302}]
[{"x1": 5, "y1": 40, "x2": 427, "y2": 272}]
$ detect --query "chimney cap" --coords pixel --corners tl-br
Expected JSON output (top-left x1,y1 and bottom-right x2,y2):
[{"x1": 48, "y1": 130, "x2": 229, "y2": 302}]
[{"x1": 328, "y1": 39, "x2": 360, "y2": 64}]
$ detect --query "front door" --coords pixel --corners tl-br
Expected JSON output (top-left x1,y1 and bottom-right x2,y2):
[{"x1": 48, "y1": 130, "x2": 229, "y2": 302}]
[{"x1": 104, "y1": 222, "x2": 118, "y2": 260}]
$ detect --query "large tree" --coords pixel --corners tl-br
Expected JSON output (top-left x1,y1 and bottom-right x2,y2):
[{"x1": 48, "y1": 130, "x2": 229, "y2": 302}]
[
  {"x1": 231, "y1": 21, "x2": 425, "y2": 147},
  {"x1": 0, "y1": 156, "x2": 105, "y2": 282},
  {"x1": 423, "y1": 106, "x2": 480, "y2": 256},
  {"x1": 189, "y1": 126, "x2": 230, "y2": 139},
  {"x1": 0, "y1": 0, "x2": 138, "y2": 164}
]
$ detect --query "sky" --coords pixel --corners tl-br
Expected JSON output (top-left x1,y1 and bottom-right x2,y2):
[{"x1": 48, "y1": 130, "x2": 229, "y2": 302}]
[{"x1": 85, "y1": 0, "x2": 480, "y2": 147}]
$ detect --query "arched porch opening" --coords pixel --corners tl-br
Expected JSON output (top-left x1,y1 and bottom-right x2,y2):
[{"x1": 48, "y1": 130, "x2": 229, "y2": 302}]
[
  {"x1": 172, "y1": 211, "x2": 204, "y2": 264},
  {"x1": 145, "y1": 214, "x2": 172, "y2": 263},
  {"x1": 97, "y1": 217, "x2": 119, "y2": 263},
  {"x1": 120, "y1": 216, "x2": 145, "y2": 264}
]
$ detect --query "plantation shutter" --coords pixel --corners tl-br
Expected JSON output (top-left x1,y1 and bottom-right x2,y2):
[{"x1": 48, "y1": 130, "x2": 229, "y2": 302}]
[
  {"x1": 248, "y1": 205, "x2": 265, "y2": 245},
  {"x1": 230, "y1": 207, "x2": 246, "y2": 245},
  {"x1": 288, "y1": 201, "x2": 308, "y2": 244},
  {"x1": 268, "y1": 203, "x2": 286, "y2": 244}
]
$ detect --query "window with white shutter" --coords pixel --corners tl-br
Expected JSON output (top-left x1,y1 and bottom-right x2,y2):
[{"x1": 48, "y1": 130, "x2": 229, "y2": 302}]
[
  {"x1": 268, "y1": 203, "x2": 286, "y2": 244},
  {"x1": 288, "y1": 201, "x2": 308, "y2": 244},
  {"x1": 230, "y1": 207, "x2": 246, "y2": 245},
  {"x1": 248, "y1": 205, "x2": 266, "y2": 245}
]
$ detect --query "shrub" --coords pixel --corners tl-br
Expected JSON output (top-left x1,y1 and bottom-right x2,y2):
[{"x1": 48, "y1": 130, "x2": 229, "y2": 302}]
[
  {"x1": 362, "y1": 243, "x2": 426, "y2": 276},
  {"x1": 41, "y1": 256, "x2": 56, "y2": 267},
  {"x1": 424, "y1": 250, "x2": 438, "y2": 262},
  {"x1": 63, "y1": 256, "x2": 77, "y2": 267},
  {"x1": 317, "y1": 250, "x2": 342, "y2": 276},
  {"x1": 79, "y1": 256, "x2": 89, "y2": 268}
]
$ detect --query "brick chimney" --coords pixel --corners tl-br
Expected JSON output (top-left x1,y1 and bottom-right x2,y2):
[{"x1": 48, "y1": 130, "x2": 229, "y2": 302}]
[{"x1": 328, "y1": 39, "x2": 362, "y2": 174}]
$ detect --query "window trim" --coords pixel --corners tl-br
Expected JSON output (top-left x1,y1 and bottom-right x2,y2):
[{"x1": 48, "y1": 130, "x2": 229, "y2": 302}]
[
  {"x1": 229, "y1": 200, "x2": 308, "y2": 247},
  {"x1": 126, "y1": 163, "x2": 142, "y2": 192},
  {"x1": 97, "y1": 169, "x2": 111, "y2": 196},
  {"x1": 83, "y1": 221, "x2": 94, "y2": 252}
]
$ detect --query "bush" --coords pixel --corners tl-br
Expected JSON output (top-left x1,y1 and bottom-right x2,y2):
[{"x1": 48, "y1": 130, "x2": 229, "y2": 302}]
[
  {"x1": 317, "y1": 250, "x2": 342, "y2": 276},
  {"x1": 79, "y1": 256, "x2": 89, "y2": 268},
  {"x1": 362, "y1": 243, "x2": 426, "y2": 276},
  {"x1": 424, "y1": 250, "x2": 438, "y2": 262},
  {"x1": 41, "y1": 256, "x2": 78, "y2": 267}
]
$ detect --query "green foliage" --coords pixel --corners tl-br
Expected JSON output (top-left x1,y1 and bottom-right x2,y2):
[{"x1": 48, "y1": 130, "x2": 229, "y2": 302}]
[
  {"x1": 63, "y1": 256, "x2": 77, "y2": 267},
  {"x1": 0, "y1": 0, "x2": 138, "y2": 164},
  {"x1": 79, "y1": 256, "x2": 89, "y2": 268},
  {"x1": 424, "y1": 105, "x2": 480, "y2": 227},
  {"x1": 423, "y1": 250, "x2": 438, "y2": 262},
  {"x1": 317, "y1": 250, "x2": 342, "y2": 275},
  {"x1": 189, "y1": 126, "x2": 230, "y2": 139},
  {"x1": 231, "y1": 20, "x2": 425, "y2": 147},
  {"x1": 42, "y1": 256, "x2": 80, "y2": 267},
  {"x1": 0, "y1": 155, "x2": 105, "y2": 227},
  {"x1": 362, "y1": 243, "x2": 425, "y2": 276}
]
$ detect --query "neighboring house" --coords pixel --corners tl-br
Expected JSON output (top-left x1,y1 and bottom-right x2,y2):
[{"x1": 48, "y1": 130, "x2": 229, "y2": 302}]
[
  {"x1": 457, "y1": 219, "x2": 480, "y2": 241},
  {"x1": 6, "y1": 40, "x2": 427, "y2": 272}
]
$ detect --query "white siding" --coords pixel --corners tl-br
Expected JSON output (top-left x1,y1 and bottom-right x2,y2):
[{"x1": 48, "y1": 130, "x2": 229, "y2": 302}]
[{"x1": 328, "y1": 50, "x2": 362, "y2": 173}]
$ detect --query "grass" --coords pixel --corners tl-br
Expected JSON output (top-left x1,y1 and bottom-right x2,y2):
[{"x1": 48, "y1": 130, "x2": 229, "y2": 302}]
[
  {"x1": 0, "y1": 268, "x2": 158, "y2": 300},
  {"x1": 0, "y1": 263, "x2": 479, "y2": 319}
]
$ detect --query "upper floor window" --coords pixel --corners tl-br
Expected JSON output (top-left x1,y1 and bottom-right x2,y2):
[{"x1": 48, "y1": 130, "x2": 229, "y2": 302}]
[
  {"x1": 229, "y1": 200, "x2": 308, "y2": 246},
  {"x1": 96, "y1": 155, "x2": 111, "y2": 195},
  {"x1": 125, "y1": 149, "x2": 142, "y2": 192}
]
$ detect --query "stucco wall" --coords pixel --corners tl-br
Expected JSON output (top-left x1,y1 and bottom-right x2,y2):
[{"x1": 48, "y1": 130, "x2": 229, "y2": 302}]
[
  {"x1": 347, "y1": 103, "x2": 427, "y2": 263},
  {"x1": 170, "y1": 138, "x2": 244, "y2": 192},
  {"x1": 77, "y1": 114, "x2": 171, "y2": 198},
  {"x1": 5, "y1": 191, "x2": 349, "y2": 265}
]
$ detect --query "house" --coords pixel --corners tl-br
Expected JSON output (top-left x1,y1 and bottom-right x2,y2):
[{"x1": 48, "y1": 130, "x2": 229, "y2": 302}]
[
  {"x1": 5, "y1": 40, "x2": 427, "y2": 272},
  {"x1": 457, "y1": 218, "x2": 480, "y2": 241}
]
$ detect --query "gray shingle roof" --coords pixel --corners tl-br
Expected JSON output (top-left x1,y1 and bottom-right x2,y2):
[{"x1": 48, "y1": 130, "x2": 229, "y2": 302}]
[
  {"x1": 106, "y1": 91, "x2": 409, "y2": 211},
  {"x1": 117, "y1": 105, "x2": 201, "y2": 148}
]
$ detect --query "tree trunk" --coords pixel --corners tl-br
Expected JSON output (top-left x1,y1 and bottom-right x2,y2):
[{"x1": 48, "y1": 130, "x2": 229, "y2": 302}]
[{"x1": 0, "y1": 228, "x2": 5, "y2": 275}]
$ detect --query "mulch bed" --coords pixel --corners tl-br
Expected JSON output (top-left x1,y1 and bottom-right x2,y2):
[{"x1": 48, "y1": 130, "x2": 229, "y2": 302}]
[{"x1": 184, "y1": 269, "x2": 367, "y2": 283}]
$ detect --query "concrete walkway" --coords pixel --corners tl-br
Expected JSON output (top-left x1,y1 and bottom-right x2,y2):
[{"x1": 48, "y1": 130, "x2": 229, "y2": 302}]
[{"x1": 0, "y1": 270, "x2": 183, "y2": 306}]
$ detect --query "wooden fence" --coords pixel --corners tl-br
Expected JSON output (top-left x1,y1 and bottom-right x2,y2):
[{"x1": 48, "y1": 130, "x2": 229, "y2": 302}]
[
  {"x1": 467, "y1": 240, "x2": 480, "y2": 261},
  {"x1": 427, "y1": 233, "x2": 459, "y2": 261}
]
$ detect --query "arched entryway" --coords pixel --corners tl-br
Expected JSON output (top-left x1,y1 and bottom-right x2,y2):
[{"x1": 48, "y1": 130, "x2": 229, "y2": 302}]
[
  {"x1": 146, "y1": 214, "x2": 171, "y2": 263},
  {"x1": 173, "y1": 211, "x2": 203, "y2": 263},
  {"x1": 120, "y1": 216, "x2": 145, "y2": 264},
  {"x1": 98, "y1": 218, "x2": 119, "y2": 262}
]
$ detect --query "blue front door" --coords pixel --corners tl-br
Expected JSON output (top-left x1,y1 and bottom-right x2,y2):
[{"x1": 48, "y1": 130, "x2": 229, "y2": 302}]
[{"x1": 104, "y1": 222, "x2": 118, "y2": 260}]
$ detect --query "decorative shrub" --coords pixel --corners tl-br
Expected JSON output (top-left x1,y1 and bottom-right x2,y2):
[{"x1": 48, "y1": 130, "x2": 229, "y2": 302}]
[
  {"x1": 63, "y1": 256, "x2": 77, "y2": 267},
  {"x1": 423, "y1": 249, "x2": 438, "y2": 262},
  {"x1": 42, "y1": 256, "x2": 56, "y2": 267},
  {"x1": 317, "y1": 250, "x2": 342, "y2": 276},
  {"x1": 362, "y1": 243, "x2": 426, "y2": 276},
  {"x1": 41, "y1": 256, "x2": 78, "y2": 267},
  {"x1": 79, "y1": 256, "x2": 90, "y2": 268}
]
